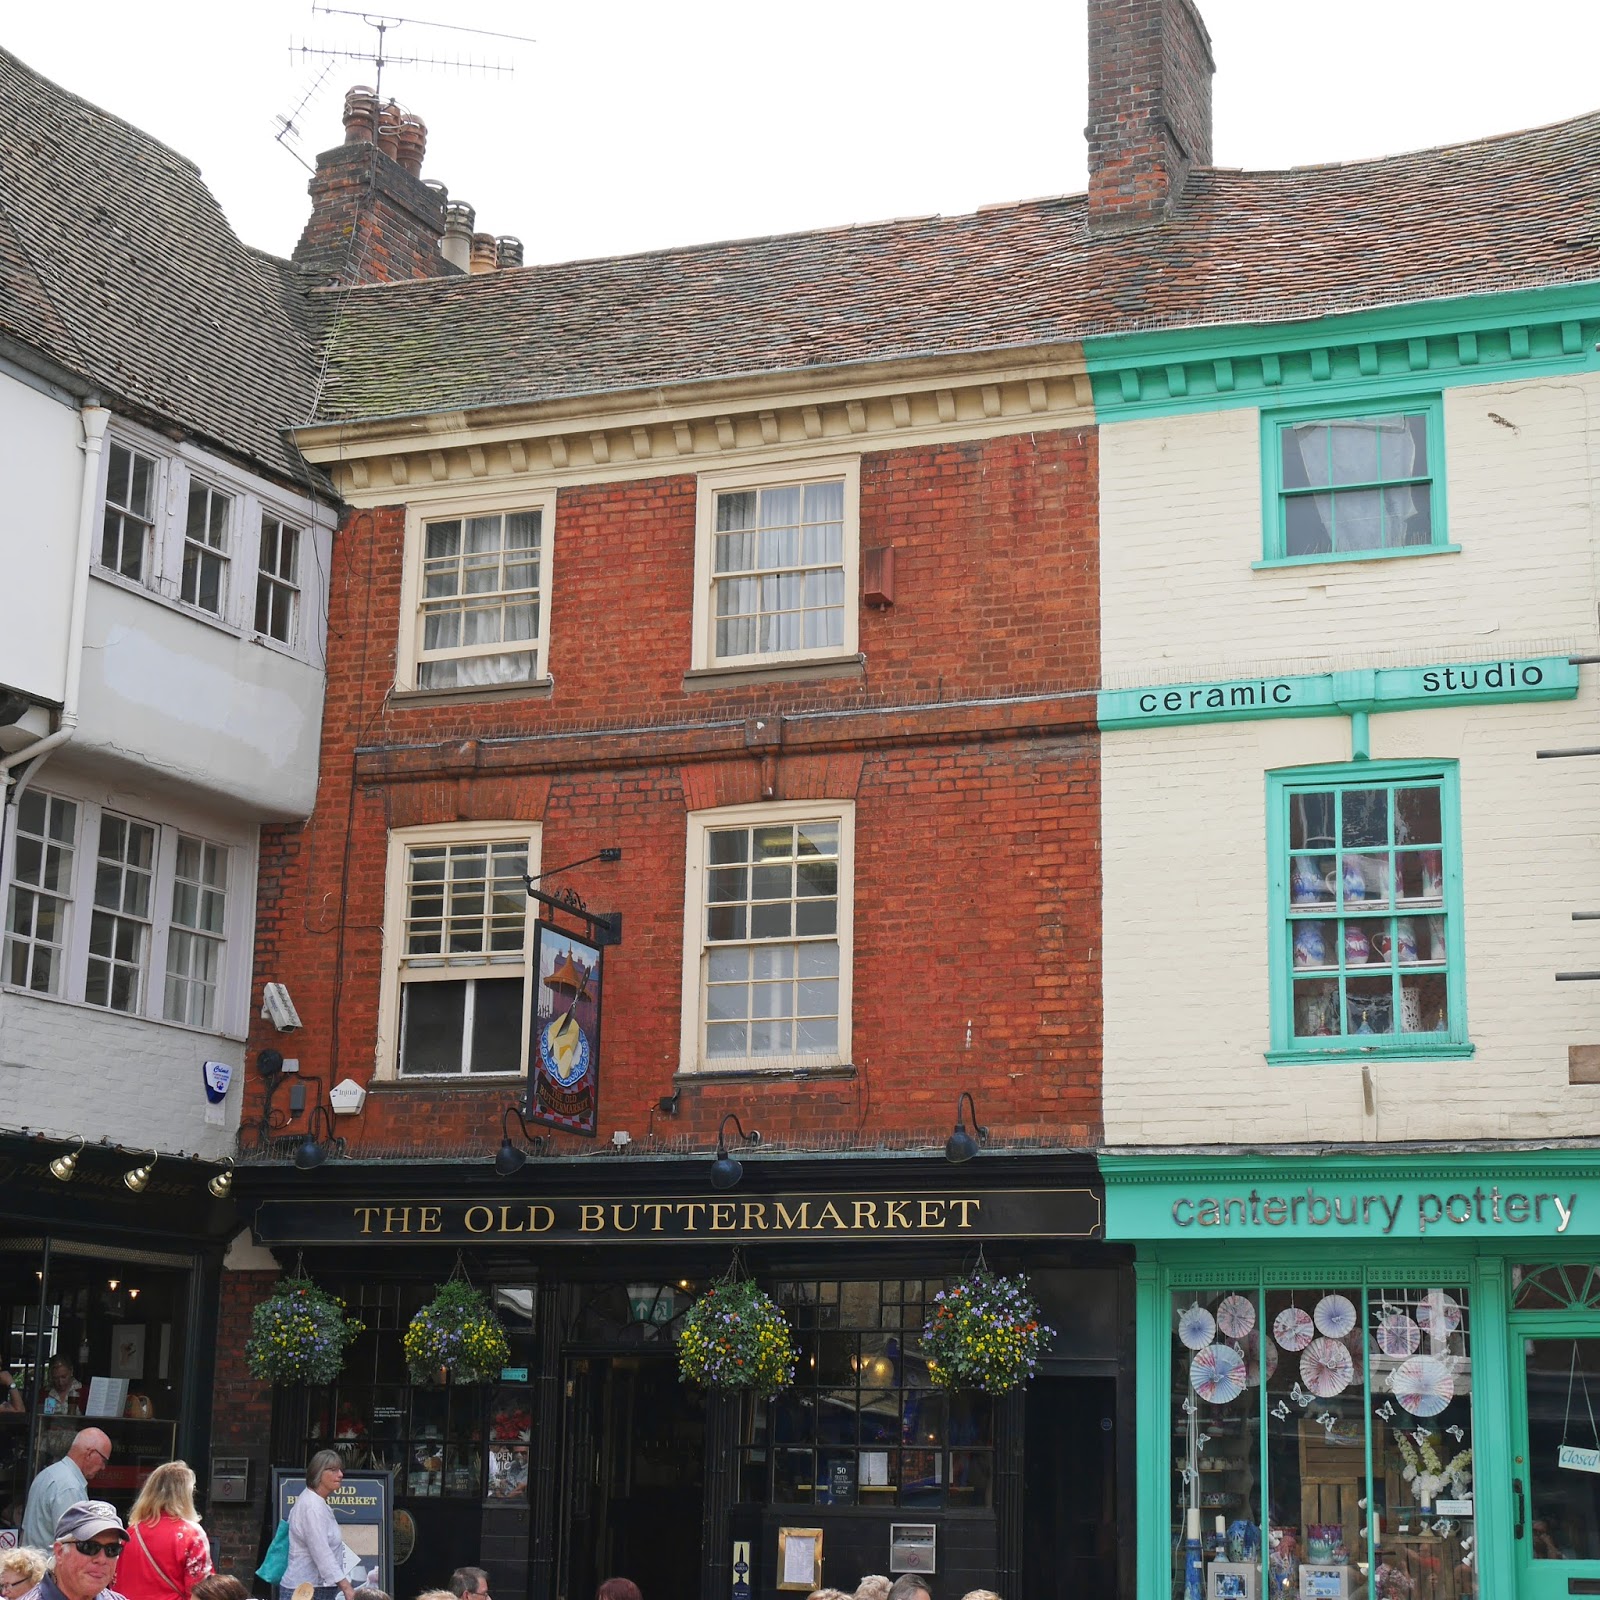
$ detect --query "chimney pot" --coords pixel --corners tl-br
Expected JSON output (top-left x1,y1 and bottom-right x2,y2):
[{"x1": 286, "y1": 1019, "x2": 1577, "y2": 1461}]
[
  {"x1": 342, "y1": 85, "x2": 377, "y2": 144},
  {"x1": 440, "y1": 202, "x2": 476, "y2": 271},
  {"x1": 496, "y1": 235, "x2": 524, "y2": 269},
  {"x1": 470, "y1": 231, "x2": 498, "y2": 274},
  {"x1": 375, "y1": 100, "x2": 402, "y2": 160},
  {"x1": 396, "y1": 113, "x2": 427, "y2": 177}
]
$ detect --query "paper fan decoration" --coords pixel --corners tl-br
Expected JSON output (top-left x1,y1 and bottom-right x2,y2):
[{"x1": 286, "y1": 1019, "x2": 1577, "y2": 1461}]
[
  {"x1": 1314, "y1": 1294, "x2": 1358, "y2": 1339},
  {"x1": 1416, "y1": 1291, "x2": 1462, "y2": 1338},
  {"x1": 1191, "y1": 1342, "x2": 1247, "y2": 1404},
  {"x1": 1216, "y1": 1294, "x2": 1256, "y2": 1340},
  {"x1": 1178, "y1": 1303, "x2": 1218, "y2": 1350},
  {"x1": 1376, "y1": 1312, "x2": 1421, "y2": 1358},
  {"x1": 1301, "y1": 1336, "x2": 1355, "y2": 1398},
  {"x1": 1389, "y1": 1354, "x2": 1455, "y2": 1417},
  {"x1": 1274, "y1": 1306, "x2": 1315, "y2": 1352}
]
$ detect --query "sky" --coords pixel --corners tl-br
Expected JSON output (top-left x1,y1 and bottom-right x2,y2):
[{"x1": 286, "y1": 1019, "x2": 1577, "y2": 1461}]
[{"x1": 4, "y1": 1, "x2": 1597, "y2": 268}]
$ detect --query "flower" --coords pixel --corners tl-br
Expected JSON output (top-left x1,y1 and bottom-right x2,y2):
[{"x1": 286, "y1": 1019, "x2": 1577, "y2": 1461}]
[
  {"x1": 405, "y1": 1280, "x2": 511, "y2": 1383},
  {"x1": 921, "y1": 1267, "x2": 1052, "y2": 1394},
  {"x1": 246, "y1": 1277, "x2": 361, "y2": 1385},
  {"x1": 678, "y1": 1278, "x2": 795, "y2": 1396}
]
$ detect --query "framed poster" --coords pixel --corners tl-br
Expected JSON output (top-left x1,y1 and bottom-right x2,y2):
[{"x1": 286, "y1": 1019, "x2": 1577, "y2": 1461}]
[
  {"x1": 528, "y1": 922, "x2": 603, "y2": 1137},
  {"x1": 110, "y1": 1325, "x2": 145, "y2": 1379},
  {"x1": 777, "y1": 1527, "x2": 823, "y2": 1591},
  {"x1": 274, "y1": 1468, "x2": 394, "y2": 1592}
]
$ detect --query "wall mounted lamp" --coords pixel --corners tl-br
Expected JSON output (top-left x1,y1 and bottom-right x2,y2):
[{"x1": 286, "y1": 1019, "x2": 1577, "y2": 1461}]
[
  {"x1": 944, "y1": 1091, "x2": 988, "y2": 1164},
  {"x1": 494, "y1": 1105, "x2": 549, "y2": 1177},
  {"x1": 208, "y1": 1158, "x2": 235, "y2": 1199},
  {"x1": 292, "y1": 1106, "x2": 343, "y2": 1172},
  {"x1": 710, "y1": 1113, "x2": 761, "y2": 1190},
  {"x1": 123, "y1": 1150, "x2": 159, "y2": 1193},
  {"x1": 48, "y1": 1137, "x2": 84, "y2": 1183}
]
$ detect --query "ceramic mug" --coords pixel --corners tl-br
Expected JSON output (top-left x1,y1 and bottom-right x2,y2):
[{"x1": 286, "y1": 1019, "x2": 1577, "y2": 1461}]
[{"x1": 1371, "y1": 925, "x2": 1417, "y2": 964}]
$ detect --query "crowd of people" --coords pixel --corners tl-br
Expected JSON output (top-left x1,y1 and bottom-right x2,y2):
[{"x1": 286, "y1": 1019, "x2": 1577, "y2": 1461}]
[{"x1": 1, "y1": 1437, "x2": 1004, "y2": 1600}]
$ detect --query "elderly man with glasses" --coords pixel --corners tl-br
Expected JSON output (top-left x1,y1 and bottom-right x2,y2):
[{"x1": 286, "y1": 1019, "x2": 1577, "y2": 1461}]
[
  {"x1": 20, "y1": 1502, "x2": 130, "y2": 1600},
  {"x1": 22, "y1": 1431, "x2": 111, "y2": 1551}
]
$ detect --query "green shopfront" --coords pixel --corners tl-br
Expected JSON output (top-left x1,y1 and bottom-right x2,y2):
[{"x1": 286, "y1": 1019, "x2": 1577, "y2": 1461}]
[{"x1": 1103, "y1": 1149, "x2": 1600, "y2": 1600}]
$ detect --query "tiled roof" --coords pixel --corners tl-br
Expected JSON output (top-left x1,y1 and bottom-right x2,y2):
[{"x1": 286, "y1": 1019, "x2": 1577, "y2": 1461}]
[
  {"x1": 0, "y1": 48, "x2": 324, "y2": 483},
  {"x1": 313, "y1": 109, "x2": 1600, "y2": 425}
]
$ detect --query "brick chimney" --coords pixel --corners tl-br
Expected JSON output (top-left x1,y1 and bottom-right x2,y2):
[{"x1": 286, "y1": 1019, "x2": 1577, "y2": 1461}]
[
  {"x1": 1086, "y1": 0, "x2": 1214, "y2": 234},
  {"x1": 292, "y1": 86, "x2": 457, "y2": 285}
]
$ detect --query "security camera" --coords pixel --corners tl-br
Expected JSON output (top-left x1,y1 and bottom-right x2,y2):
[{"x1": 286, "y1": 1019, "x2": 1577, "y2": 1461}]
[{"x1": 261, "y1": 982, "x2": 302, "y2": 1032}]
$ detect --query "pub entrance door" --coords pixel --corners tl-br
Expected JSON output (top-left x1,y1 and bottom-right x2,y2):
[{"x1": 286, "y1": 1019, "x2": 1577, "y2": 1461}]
[
  {"x1": 1022, "y1": 1375, "x2": 1119, "y2": 1598},
  {"x1": 559, "y1": 1353, "x2": 706, "y2": 1600}
]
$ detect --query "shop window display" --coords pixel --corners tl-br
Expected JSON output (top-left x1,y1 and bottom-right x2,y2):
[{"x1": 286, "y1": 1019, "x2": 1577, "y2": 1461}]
[{"x1": 1170, "y1": 1283, "x2": 1474, "y2": 1600}]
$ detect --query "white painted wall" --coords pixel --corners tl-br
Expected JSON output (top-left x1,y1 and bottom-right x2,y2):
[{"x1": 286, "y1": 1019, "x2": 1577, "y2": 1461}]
[
  {"x1": 1100, "y1": 372, "x2": 1600, "y2": 1146},
  {"x1": 0, "y1": 369, "x2": 79, "y2": 706},
  {"x1": 0, "y1": 990, "x2": 244, "y2": 1159},
  {"x1": 77, "y1": 581, "x2": 325, "y2": 819}
]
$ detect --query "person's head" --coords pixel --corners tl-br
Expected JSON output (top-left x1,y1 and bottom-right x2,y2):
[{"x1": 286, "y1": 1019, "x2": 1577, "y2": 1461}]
[
  {"x1": 51, "y1": 1502, "x2": 127, "y2": 1600},
  {"x1": 959, "y1": 1591, "x2": 1002, "y2": 1600},
  {"x1": 48, "y1": 1357, "x2": 74, "y2": 1390},
  {"x1": 305, "y1": 1449, "x2": 344, "y2": 1495},
  {"x1": 350, "y1": 1589, "x2": 391, "y2": 1600},
  {"x1": 191, "y1": 1578, "x2": 248, "y2": 1600},
  {"x1": 415, "y1": 1590, "x2": 456, "y2": 1600},
  {"x1": 128, "y1": 1461, "x2": 197, "y2": 1526},
  {"x1": 0, "y1": 1548, "x2": 47, "y2": 1598},
  {"x1": 449, "y1": 1570, "x2": 490, "y2": 1600},
  {"x1": 67, "y1": 1431, "x2": 111, "y2": 1481},
  {"x1": 855, "y1": 1580, "x2": 891, "y2": 1600},
  {"x1": 886, "y1": 1579, "x2": 932, "y2": 1600},
  {"x1": 805, "y1": 1591, "x2": 851, "y2": 1600},
  {"x1": 596, "y1": 1582, "x2": 641, "y2": 1600}
]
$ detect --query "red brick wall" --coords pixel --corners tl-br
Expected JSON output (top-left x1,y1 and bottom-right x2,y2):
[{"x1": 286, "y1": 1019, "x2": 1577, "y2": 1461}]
[
  {"x1": 207, "y1": 1269, "x2": 278, "y2": 1577},
  {"x1": 243, "y1": 429, "x2": 1101, "y2": 1156}
]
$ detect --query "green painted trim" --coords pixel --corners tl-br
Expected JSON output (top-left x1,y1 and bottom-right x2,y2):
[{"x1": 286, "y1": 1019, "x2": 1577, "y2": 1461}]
[
  {"x1": 1097, "y1": 654, "x2": 1576, "y2": 731},
  {"x1": 1260, "y1": 394, "x2": 1449, "y2": 562},
  {"x1": 1251, "y1": 542, "x2": 1462, "y2": 571},
  {"x1": 1084, "y1": 281, "x2": 1600, "y2": 420},
  {"x1": 1133, "y1": 1260, "x2": 1169, "y2": 1600},
  {"x1": 1102, "y1": 1149, "x2": 1600, "y2": 1186},
  {"x1": 1262, "y1": 1041, "x2": 1474, "y2": 1065},
  {"x1": 1266, "y1": 760, "x2": 1467, "y2": 1058}
]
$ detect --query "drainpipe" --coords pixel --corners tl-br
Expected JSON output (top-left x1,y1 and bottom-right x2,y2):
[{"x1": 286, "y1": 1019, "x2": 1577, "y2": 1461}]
[{"x1": 0, "y1": 404, "x2": 110, "y2": 803}]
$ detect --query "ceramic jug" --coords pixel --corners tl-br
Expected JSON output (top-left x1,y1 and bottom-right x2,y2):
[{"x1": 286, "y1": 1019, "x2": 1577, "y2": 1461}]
[
  {"x1": 1371, "y1": 925, "x2": 1417, "y2": 964},
  {"x1": 1337, "y1": 858, "x2": 1367, "y2": 901},
  {"x1": 1293, "y1": 922, "x2": 1327, "y2": 967},
  {"x1": 1291, "y1": 856, "x2": 1328, "y2": 905},
  {"x1": 1343, "y1": 925, "x2": 1371, "y2": 964}
]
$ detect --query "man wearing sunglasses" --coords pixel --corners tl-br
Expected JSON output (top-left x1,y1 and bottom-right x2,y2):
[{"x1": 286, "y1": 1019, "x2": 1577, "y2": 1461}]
[
  {"x1": 22, "y1": 1431, "x2": 112, "y2": 1551},
  {"x1": 19, "y1": 1502, "x2": 131, "y2": 1600}
]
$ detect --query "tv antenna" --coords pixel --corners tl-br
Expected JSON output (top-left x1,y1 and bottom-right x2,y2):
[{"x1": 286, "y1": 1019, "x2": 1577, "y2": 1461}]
[
  {"x1": 272, "y1": 61, "x2": 338, "y2": 172},
  {"x1": 291, "y1": 6, "x2": 536, "y2": 103}
]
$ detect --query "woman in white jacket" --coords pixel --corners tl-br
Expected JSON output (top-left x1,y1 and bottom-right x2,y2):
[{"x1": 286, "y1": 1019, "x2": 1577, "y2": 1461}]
[{"x1": 281, "y1": 1451, "x2": 355, "y2": 1600}]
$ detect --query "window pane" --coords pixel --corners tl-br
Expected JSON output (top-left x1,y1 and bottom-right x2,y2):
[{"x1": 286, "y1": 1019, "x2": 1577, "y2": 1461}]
[
  {"x1": 469, "y1": 977, "x2": 523, "y2": 1072},
  {"x1": 400, "y1": 981, "x2": 467, "y2": 1073}
]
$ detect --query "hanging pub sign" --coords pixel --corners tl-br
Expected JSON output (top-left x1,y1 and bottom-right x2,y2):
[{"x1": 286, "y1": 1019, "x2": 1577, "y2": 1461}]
[{"x1": 528, "y1": 921, "x2": 603, "y2": 1137}]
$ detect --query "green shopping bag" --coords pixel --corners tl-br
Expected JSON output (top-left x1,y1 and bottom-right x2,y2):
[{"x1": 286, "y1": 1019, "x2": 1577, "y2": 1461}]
[{"x1": 256, "y1": 1518, "x2": 291, "y2": 1585}]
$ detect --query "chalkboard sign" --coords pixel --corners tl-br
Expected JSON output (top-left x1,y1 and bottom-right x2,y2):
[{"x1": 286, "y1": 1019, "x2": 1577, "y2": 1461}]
[{"x1": 827, "y1": 1458, "x2": 855, "y2": 1505}]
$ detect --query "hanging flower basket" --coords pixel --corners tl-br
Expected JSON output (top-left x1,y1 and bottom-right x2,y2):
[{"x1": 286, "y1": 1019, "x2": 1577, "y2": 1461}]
[
  {"x1": 677, "y1": 1276, "x2": 796, "y2": 1396},
  {"x1": 922, "y1": 1266, "x2": 1053, "y2": 1394},
  {"x1": 245, "y1": 1276, "x2": 361, "y2": 1386},
  {"x1": 404, "y1": 1279, "x2": 511, "y2": 1383}
]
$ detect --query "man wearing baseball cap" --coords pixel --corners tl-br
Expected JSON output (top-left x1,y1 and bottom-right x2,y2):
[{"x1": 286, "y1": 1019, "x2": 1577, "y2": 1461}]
[{"x1": 21, "y1": 1503, "x2": 130, "y2": 1600}]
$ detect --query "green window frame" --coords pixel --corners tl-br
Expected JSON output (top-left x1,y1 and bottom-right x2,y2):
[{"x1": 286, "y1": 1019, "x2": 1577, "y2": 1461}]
[
  {"x1": 1258, "y1": 396, "x2": 1452, "y2": 566},
  {"x1": 1266, "y1": 760, "x2": 1470, "y2": 1062}
]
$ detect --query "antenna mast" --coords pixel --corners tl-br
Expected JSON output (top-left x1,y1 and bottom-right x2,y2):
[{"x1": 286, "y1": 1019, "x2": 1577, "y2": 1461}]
[{"x1": 290, "y1": 6, "x2": 536, "y2": 103}]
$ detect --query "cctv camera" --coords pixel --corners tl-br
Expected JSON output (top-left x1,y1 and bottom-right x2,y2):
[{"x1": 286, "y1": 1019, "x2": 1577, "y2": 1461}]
[{"x1": 261, "y1": 982, "x2": 302, "y2": 1032}]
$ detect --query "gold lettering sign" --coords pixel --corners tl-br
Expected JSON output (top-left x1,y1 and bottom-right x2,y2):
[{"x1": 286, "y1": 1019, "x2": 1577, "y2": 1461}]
[{"x1": 253, "y1": 1188, "x2": 1104, "y2": 1245}]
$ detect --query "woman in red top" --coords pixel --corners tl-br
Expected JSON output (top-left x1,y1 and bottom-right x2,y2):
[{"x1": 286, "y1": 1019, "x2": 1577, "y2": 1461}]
[{"x1": 119, "y1": 1461, "x2": 214, "y2": 1600}]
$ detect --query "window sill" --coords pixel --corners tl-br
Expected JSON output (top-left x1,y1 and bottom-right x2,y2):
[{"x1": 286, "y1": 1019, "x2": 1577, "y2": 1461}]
[
  {"x1": 1251, "y1": 544, "x2": 1461, "y2": 572},
  {"x1": 682, "y1": 654, "x2": 865, "y2": 691},
  {"x1": 674, "y1": 1062, "x2": 857, "y2": 1084},
  {"x1": 366, "y1": 1075, "x2": 526, "y2": 1093},
  {"x1": 389, "y1": 678, "x2": 554, "y2": 707},
  {"x1": 1265, "y1": 1041, "x2": 1474, "y2": 1065}
]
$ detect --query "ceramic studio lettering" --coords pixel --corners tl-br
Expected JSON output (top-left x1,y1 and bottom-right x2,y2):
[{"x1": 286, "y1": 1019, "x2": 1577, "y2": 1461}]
[
  {"x1": 1420, "y1": 661, "x2": 1543, "y2": 693},
  {"x1": 1137, "y1": 680, "x2": 1294, "y2": 714},
  {"x1": 1170, "y1": 1185, "x2": 1577, "y2": 1235}
]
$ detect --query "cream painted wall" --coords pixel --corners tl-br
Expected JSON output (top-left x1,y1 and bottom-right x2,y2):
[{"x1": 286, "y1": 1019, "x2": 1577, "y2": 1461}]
[
  {"x1": 0, "y1": 370, "x2": 79, "y2": 705},
  {"x1": 1100, "y1": 374, "x2": 1600, "y2": 685},
  {"x1": 1100, "y1": 371, "x2": 1600, "y2": 1146}
]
